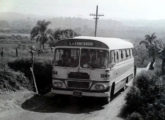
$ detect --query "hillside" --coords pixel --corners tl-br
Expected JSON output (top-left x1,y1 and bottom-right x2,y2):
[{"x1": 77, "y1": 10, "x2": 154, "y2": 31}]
[{"x1": 1, "y1": 12, "x2": 165, "y2": 41}]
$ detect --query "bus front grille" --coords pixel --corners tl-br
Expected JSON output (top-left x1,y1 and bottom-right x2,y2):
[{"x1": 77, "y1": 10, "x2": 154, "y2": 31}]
[
  {"x1": 67, "y1": 81, "x2": 90, "y2": 89},
  {"x1": 68, "y1": 72, "x2": 90, "y2": 79}
]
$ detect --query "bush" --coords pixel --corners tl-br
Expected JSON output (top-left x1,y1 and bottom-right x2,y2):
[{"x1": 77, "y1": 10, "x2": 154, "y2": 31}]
[
  {"x1": 8, "y1": 58, "x2": 52, "y2": 94},
  {"x1": 134, "y1": 71, "x2": 160, "y2": 104},
  {"x1": 0, "y1": 67, "x2": 32, "y2": 91},
  {"x1": 125, "y1": 86, "x2": 143, "y2": 113},
  {"x1": 144, "y1": 98, "x2": 165, "y2": 120},
  {"x1": 121, "y1": 70, "x2": 165, "y2": 120},
  {"x1": 126, "y1": 112, "x2": 143, "y2": 120},
  {"x1": 8, "y1": 58, "x2": 32, "y2": 78}
]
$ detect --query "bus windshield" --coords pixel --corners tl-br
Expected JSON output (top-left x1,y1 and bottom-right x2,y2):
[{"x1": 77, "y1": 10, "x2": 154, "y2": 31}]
[
  {"x1": 80, "y1": 49, "x2": 109, "y2": 68},
  {"x1": 54, "y1": 48, "x2": 80, "y2": 67},
  {"x1": 54, "y1": 48, "x2": 109, "y2": 68}
]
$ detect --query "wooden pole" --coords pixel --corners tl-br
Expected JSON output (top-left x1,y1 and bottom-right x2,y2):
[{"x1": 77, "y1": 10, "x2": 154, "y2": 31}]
[
  {"x1": 30, "y1": 67, "x2": 39, "y2": 94},
  {"x1": 90, "y1": 5, "x2": 104, "y2": 37}
]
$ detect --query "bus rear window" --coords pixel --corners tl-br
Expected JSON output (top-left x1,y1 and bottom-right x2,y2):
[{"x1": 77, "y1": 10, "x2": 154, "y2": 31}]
[{"x1": 54, "y1": 48, "x2": 80, "y2": 67}]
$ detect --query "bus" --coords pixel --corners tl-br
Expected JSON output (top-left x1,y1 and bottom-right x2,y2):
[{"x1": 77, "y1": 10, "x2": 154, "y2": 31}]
[{"x1": 51, "y1": 36, "x2": 135, "y2": 103}]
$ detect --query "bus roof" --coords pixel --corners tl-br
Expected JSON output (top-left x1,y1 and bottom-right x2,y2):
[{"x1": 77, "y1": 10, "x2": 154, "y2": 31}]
[
  {"x1": 54, "y1": 36, "x2": 134, "y2": 50},
  {"x1": 73, "y1": 36, "x2": 134, "y2": 50}
]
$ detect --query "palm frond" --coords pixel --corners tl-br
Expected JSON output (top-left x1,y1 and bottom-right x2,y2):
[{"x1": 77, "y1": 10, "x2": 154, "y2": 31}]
[
  {"x1": 151, "y1": 33, "x2": 157, "y2": 40},
  {"x1": 139, "y1": 40, "x2": 148, "y2": 45},
  {"x1": 30, "y1": 26, "x2": 40, "y2": 40}
]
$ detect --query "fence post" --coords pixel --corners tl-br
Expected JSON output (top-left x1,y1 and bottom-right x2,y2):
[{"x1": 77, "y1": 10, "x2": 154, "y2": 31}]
[
  {"x1": 16, "y1": 48, "x2": 18, "y2": 57},
  {"x1": 1, "y1": 48, "x2": 4, "y2": 57}
]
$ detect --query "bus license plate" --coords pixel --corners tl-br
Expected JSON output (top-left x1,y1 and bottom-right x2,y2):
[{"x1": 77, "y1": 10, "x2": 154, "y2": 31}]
[{"x1": 73, "y1": 91, "x2": 82, "y2": 97}]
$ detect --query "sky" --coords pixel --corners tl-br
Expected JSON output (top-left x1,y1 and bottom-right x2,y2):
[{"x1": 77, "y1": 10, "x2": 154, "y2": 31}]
[{"x1": 0, "y1": 0, "x2": 165, "y2": 20}]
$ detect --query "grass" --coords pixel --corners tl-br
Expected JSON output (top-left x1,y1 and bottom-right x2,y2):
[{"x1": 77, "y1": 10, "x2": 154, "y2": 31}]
[
  {"x1": 0, "y1": 66, "x2": 32, "y2": 91},
  {"x1": 0, "y1": 34, "x2": 54, "y2": 93},
  {"x1": 8, "y1": 58, "x2": 52, "y2": 94}
]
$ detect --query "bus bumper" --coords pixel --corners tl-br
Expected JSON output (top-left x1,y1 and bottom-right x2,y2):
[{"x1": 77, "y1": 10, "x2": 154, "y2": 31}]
[{"x1": 51, "y1": 89, "x2": 110, "y2": 97}]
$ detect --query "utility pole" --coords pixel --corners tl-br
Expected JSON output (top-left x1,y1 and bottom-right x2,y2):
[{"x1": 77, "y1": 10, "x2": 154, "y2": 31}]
[{"x1": 90, "y1": 5, "x2": 104, "y2": 37}]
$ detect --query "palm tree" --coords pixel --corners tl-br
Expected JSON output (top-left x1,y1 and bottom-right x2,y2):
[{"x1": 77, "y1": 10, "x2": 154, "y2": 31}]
[
  {"x1": 30, "y1": 20, "x2": 53, "y2": 50},
  {"x1": 140, "y1": 33, "x2": 158, "y2": 70}
]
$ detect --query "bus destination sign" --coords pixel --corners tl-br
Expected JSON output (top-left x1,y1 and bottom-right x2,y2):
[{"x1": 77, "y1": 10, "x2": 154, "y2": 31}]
[
  {"x1": 54, "y1": 39, "x2": 108, "y2": 48},
  {"x1": 68, "y1": 41, "x2": 94, "y2": 47}
]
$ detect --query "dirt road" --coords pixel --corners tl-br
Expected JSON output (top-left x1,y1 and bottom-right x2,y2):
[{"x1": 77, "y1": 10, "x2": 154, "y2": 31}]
[
  {"x1": 0, "y1": 68, "x2": 144, "y2": 120},
  {"x1": 0, "y1": 88, "x2": 130, "y2": 120}
]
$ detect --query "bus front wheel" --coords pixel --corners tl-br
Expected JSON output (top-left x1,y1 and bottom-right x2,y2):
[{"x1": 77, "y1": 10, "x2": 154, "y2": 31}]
[
  {"x1": 102, "y1": 96, "x2": 111, "y2": 104},
  {"x1": 103, "y1": 84, "x2": 115, "y2": 104},
  {"x1": 110, "y1": 83, "x2": 115, "y2": 100}
]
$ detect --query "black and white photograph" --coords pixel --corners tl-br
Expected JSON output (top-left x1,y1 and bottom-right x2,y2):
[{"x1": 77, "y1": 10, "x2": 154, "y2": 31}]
[{"x1": 0, "y1": 0, "x2": 165, "y2": 120}]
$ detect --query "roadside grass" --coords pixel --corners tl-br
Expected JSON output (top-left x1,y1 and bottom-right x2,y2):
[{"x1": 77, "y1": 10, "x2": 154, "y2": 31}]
[
  {"x1": 8, "y1": 58, "x2": 52, "y2": 94},
  {"x1": 0, "y1": 34, "x2": 53, "y2": 94},
  {"x1": 0, "y1": 66, "x2": 32, "y2": 91}
]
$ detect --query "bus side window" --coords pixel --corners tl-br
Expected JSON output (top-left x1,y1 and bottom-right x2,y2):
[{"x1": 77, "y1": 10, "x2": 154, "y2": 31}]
[
  {"x1": 121, "y1": 50, "x2": 123, "y2": 61},
  {"x1": 118, "y1": 50, "x2": 121, "y2": 62},
  {"x1": 116, "y1": 51, "x2": 119, "y2": 63},
  {"x1": 130, "y1": 49, "x2": 132, "y2": 57},
  {"x1": 128, "y1": 49, "x2": 131, "y2": 57},
  {"x1": 125, "y1": 49, "x2": 128, "y2": 58},
  {"x1": 110, "y1": 51, "x2": 115, "y2": 63},
  {"x1": 128, "y1": 49, "x2": 131, "y2": 58},
  {"x1": 127, "y1": 49, "x2": 129, "y2": 58},
  {"x1": 114, "y1": 51, "x2": 116, "y2": 63}
]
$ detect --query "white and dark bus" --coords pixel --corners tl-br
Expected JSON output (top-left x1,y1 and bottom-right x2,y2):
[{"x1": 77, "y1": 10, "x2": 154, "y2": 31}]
[{"x1": 51, "y1": 36, "x2": 134, "y2": 103}]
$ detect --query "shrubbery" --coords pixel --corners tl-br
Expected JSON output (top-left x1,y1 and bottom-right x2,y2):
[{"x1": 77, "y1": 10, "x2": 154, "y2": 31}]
[
  {"x1": 0, "y1": 67, "x2": 32, "y2": 91},
  {"x1": 121, "y1": 71, "x2": 165, "y2": 120},
  {"x1": 8, "y1": 58, "x2": 52, "y2": 94},
  {"x1": 126, "y1": 112, "x2": 143, "y2": 120}
]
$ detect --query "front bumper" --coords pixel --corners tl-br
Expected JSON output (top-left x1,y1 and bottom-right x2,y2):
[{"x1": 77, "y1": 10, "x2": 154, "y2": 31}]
[{"x1": 51, "y1": 89, "x2": 110, "y2": 97}]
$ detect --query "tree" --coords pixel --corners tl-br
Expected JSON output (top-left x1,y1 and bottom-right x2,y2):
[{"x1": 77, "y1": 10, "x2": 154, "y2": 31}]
[
  {"x1": 30, "y1": 20, "x2": 53, "y2": 50},
  {"x1": 53, "y1": 29, "x2": 79, "y2": 41},
  {"x1": 48, "y1": 29, "x2": 79, "y2": 49},
  {"x1": 159, "y1": 47, "x2": 165, "y2": 74},
  {"x1": 140, "y1": 33, "x2": 160, "y2": 70}
]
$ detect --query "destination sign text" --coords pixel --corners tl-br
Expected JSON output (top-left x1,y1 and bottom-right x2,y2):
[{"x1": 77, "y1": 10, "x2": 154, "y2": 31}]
[{"x1": 68, "y1": 41, "x2": 94, "y2": 46}]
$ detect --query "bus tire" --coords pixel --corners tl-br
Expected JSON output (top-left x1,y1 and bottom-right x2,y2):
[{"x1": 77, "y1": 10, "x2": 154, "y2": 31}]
[
  {"x1": 110, "y1": 83, "x2": 115, "y2": 100},
  {"x1": 102, "y1": 96, "x2": 111, "y2": 104},
  {"x1": 134, "y1": 65, "x2": 137, "y2": 77}
]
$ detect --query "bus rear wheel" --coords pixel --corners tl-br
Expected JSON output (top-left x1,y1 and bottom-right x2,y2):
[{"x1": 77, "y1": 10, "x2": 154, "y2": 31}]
[{"x1": 123, "y1": 78, "x2": 128, "y2": 91}]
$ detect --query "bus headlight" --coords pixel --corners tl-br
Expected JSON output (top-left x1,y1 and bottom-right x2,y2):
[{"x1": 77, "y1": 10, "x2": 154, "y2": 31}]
[
  {"x1": 52, "y1": 80, "x2": 65, "y2": 88},
  {"x1": 91, "y1": 83, "x2": 108, "y2": 91}
]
